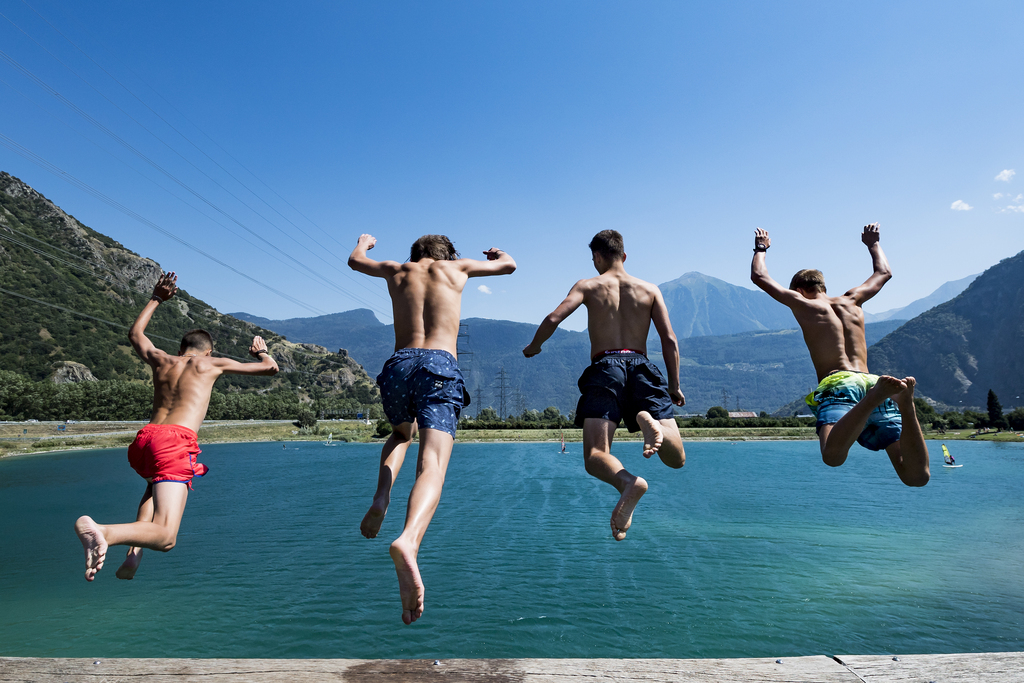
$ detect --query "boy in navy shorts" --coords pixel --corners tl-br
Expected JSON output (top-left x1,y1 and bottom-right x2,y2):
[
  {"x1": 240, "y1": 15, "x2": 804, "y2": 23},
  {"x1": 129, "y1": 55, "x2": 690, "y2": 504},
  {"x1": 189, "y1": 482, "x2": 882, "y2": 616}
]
[
  {"x1": 349, "y1": 233, "x2": 515, "y2": 624},
  {"x1": 524, "y1": 230, "x2": 686, "y2": 541}
]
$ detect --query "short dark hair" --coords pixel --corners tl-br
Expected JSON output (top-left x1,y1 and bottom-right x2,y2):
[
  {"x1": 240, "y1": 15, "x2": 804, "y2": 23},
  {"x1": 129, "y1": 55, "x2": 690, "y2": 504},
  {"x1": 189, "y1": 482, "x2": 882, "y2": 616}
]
[
  {"x1": 410, "y1": 235, "x2": 459, "y2": 262},
  {"x1": 588, "y1": 230, "x2": 625, "y2": 260},
  {"x1": 179, "y1": 329, "x2": 213, "y2": 354},
  {"x1": 790, "y1": 269, "x2": 826, "y2": 293}
]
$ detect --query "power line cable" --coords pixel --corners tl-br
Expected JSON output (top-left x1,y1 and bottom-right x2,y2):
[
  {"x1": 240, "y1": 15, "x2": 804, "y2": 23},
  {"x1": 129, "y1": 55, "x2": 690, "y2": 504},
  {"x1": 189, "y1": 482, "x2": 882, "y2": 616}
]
[
  {"x1": 0, "y1": 45, "x2": 390, "y2": 319},
  {"x1": 0, "y1": 131, "x2": 327, "y2": 315},
  {"x1": 1, "y1": 8, "x2": 392, "y2": 311}
]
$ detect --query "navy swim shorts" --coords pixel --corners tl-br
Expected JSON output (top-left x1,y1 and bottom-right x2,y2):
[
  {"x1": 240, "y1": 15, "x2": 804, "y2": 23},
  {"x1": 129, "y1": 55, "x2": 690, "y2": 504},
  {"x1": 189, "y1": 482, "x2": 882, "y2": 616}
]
[
  {"x1": 376, "y1": 348, "x2": 469, "y2": 438},
  {"x1": 574, "y1": 352, "x2": 676, "y2": 432}
]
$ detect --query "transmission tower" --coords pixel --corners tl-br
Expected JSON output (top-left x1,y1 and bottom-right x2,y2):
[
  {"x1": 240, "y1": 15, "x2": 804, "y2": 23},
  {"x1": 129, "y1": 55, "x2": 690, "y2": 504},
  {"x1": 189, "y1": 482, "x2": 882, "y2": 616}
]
[
  {"x1": 474, "y1": 387, "x2": 485, "y2": 417},
  {"x1": 494, "y1": 366, "x2": 511, "y2": 419},
  {"x1": 721, "y1": 388, "x2": 730, "y2": 410},
  {"x1": 457, "y1": 322, "x2": 473, "y2": 379}
]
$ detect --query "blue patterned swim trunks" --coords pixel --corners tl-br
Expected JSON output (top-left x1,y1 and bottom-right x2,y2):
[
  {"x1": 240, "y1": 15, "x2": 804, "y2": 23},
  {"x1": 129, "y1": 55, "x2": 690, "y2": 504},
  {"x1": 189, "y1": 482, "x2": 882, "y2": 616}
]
[
  {"x1": 376, "y1": 348, "x2": 469, "y2": 438},
  {"x1": 805, "y1": 371, "x2": 902, "y2": 451}
]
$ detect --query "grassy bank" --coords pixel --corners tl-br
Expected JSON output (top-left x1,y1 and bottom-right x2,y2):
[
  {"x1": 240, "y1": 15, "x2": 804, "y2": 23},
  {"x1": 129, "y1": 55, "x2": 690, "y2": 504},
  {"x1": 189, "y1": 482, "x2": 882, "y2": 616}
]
[{"x1": 3, "y1": 420, "x2": 1020, "y2": 459}]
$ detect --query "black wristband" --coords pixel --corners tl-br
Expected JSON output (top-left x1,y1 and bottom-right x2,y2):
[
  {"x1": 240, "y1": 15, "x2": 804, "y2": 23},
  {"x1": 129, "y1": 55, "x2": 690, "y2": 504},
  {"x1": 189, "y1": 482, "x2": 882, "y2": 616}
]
[
  {"x1": 151, "y1": 294, "x2": 164, "y2": 303},
  {"x1": 753, "y1": 245, "x2": 768, "y2": 253}
]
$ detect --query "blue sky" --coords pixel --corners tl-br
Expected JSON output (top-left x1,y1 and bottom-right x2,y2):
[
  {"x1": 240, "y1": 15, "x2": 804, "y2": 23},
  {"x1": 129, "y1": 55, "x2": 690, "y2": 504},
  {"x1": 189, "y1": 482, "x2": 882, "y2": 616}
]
[{"x1": 1, "y1": 1, "x2": 1022, "y2": 330}]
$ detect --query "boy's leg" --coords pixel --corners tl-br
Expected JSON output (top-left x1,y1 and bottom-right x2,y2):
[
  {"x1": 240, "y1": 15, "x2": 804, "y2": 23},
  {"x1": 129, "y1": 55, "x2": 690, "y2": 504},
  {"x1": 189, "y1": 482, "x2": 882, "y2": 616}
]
[
  {"x1": 75, "y1": 481, "x2": 189, "y2": 581},
  {"x1": 820, "y1": 376, "x2": 906, "y2": 467},
  {"x1": 361, "y1": 421, "x2": 417, "y2": 539},
  {"x1": 389, "y1": 427, "x2": 455, "y2": 625},
  {"x1": 885, "y1": 377, "x2": 930, "y2": 487},
  {"x1": 582, "y1": 417, "x2": 648, "y2": 541},
  {"x1": 647, "y1": 416, "x2": 685, "y2": 469},
  {"x1": 115, "y1": 483, "x2": 154, "y2": 580}
]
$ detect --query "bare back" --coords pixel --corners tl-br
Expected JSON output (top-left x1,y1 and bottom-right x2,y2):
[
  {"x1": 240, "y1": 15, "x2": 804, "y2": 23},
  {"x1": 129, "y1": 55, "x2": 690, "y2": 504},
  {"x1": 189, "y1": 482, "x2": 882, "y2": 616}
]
[
  {"x1": 149, "y1": 356, "x2": 225, "y2": 433},
  {"x1": 580, "y1": 269, "x2": 659, "y2": 358},
  {"x1": 788, "y1": 294, "x2": 869, "y2": 382},
  {"x1": 385, "y1": 260, "x2": 469, "y2": 356}
]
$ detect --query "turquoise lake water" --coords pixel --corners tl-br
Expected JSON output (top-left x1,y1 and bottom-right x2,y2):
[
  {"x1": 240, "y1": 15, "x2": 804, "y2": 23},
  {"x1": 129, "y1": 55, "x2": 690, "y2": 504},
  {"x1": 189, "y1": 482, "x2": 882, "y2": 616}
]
[{"x1": 1, "y1": 439, "x2": 1022, "y2": 659}]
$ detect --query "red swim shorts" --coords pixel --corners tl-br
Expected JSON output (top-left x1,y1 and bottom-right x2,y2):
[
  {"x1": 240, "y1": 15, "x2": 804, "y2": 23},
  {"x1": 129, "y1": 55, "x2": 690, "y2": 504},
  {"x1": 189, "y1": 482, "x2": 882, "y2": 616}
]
[{"x1": 127, "y1": 424, "x2": 208, "y2": 489}]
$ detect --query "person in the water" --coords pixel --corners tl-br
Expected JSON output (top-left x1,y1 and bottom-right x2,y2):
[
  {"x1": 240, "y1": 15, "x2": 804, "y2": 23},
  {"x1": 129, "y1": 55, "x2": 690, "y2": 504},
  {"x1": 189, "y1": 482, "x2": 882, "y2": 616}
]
[
  {"x1": 524, "y1": 230, "x2": 686, "y2": 541},
  {"x1": 349, "y1": 233, "x2": 516, "y2": 624},
  {"x1": 749, "y1": 224, "x2": 929, "y2": 486},
  {"x1": 74, "y1": 272, "x2": 279, "y2": 581}
]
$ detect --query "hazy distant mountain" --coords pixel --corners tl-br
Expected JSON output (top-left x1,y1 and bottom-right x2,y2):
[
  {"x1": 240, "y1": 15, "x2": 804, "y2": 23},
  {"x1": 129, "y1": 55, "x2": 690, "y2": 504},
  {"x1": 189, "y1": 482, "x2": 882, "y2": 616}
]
[
  {"x1": 864, "y1": 274, "x2": 978, "y2": 322},
  {"x1": 868, "y1": 250, "x2": 1024, "y2": 407},
  {"x1": 658, "y1": 272, "x2": 795, "y2": 337},
  {"x1": 234, "y1": 305, "x2": 905, "y2": 414}
]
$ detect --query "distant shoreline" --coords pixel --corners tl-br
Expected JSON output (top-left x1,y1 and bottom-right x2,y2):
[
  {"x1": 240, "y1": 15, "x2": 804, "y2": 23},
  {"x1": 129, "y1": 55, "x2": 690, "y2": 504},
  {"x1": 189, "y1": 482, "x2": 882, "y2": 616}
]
[{"x1": 3, "y1": 420, "x2": 1020, "y2": 461}]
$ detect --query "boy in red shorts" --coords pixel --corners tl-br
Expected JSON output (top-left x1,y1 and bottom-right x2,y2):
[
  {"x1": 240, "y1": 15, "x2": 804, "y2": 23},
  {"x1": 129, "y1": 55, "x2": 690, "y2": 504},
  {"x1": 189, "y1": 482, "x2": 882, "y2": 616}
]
[{"x1": 74, "y1": 272, "x2": 279, "y2": 581}]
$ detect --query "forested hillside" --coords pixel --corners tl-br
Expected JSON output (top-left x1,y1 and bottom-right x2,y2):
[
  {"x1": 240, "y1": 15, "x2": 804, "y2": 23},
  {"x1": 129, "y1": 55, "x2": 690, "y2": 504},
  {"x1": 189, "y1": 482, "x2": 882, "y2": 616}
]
[
  {"x1": 0, "y1": 172, "x2": 379, "y2": 420},
  {"x1": 869, "y1": 249, "x2": 1024, "y2": 408}
]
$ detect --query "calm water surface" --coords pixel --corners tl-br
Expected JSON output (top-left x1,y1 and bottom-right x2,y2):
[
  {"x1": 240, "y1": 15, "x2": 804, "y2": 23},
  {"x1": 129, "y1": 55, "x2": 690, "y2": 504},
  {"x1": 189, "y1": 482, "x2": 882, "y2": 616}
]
[{"x1": 1, "y1": 439, "x2": 1022, "y2": 658}]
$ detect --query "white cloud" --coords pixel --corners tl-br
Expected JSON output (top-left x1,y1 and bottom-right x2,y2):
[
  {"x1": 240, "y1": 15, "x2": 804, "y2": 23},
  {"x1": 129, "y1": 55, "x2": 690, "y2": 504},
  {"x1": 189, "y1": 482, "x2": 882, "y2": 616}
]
[
  {"x1": 1005, "y1": 205, "x2": 1024, "y2": 213},
  {"x1": 950, "y1": 200, "x2": 973, "y2": 211},
  {"x1": 995, "y1": 169, "x2": 1015, "y2": 182},
  {"x1": 477, "y1": 284, "x2": 492, "y2": 294},
  {"x1": 1016, "y1": 194, "x2": 1024, "y2": 202},
  {"x1": 994, "y1": 193, "x2": 1004, "y2": 199}
]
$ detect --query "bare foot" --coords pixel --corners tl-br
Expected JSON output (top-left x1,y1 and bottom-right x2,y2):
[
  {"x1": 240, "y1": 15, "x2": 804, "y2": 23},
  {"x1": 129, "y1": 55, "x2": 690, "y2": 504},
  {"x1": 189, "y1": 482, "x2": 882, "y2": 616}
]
[
  {"x1": 116, "y1": 548, "x2": 143, "y2": 580},
  {"x1": 611, "y1": 476, "x2": 648, "y2": 541},
  {"x1": 637, "y1": 411, "x2": 663, "y2": 458},
  {"x1": 74, "y1": 516, "x2": 107, "y2": 582},
  {"x1": 893, "y1": 376, "x2": 917, "y2": 409},
  {"x1": 389, "y1": 538, "x2": 425, "y2": 624},
  {"x1": 866, "y1": 375, "x2": 906, "y2": 405},
  {"x1": 360, "y1": 495, "x2": 389, "y2": 539}
]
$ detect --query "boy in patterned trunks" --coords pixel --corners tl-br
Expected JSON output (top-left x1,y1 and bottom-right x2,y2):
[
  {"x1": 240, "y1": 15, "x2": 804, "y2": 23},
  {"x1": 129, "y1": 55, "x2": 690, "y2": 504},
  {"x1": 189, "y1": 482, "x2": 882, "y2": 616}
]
[
  {"x1": 348, "y1": 233, "x2": 516, "y2": 625},
  {"x1": 74, "y1": 272, "x2": 279, "y2": 581},
  {"x1": 523, "y1": 230, "x2": 686, "y2": 541},
  {"x1": 749, "y1": 224, "x2": 929, "y2": 486}
]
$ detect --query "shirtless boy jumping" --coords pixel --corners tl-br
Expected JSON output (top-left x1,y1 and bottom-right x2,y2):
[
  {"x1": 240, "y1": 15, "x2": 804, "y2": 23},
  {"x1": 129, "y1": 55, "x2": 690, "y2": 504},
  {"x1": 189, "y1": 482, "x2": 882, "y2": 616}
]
[
  {"x1": 349, "y1": 234, "x2": 516, "y2": 624},
  {"x1": 750, "y1": 225, "x2": 929, "y2": 486},
  {"x1": 74, "y1": 272, "x2": 279, "y2": 581},
  {"x1": 524, "y1": 230, "x2": 685, "y2": 541}
]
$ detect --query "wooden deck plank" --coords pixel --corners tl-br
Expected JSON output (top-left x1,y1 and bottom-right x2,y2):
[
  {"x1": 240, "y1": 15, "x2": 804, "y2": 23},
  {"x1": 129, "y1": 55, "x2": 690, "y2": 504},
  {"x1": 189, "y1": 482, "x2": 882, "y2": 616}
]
[
  {"x1": 0, "y1": 656, "x2": 856, "y2": 682},
  {"x1": 836, "y1": 652, "x2": 1024, "y2": 682},
  {"x1": 5, "y1": 654, "x2": 1022, "y2": 683}
]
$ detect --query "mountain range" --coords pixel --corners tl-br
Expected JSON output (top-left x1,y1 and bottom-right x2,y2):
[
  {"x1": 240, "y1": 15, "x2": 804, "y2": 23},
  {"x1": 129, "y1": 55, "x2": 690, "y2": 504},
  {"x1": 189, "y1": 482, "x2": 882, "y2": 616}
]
[{"x1": 869, "y1": 249, "x2": 1024, "y2": 408}]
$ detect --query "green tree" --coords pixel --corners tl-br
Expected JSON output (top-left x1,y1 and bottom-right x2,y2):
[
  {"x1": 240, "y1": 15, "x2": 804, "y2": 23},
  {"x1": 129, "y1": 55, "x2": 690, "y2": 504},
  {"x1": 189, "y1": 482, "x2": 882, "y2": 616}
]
[
  {"x1": 296, "y1": 406, "x2": 317, "y2": 429},
  {"x1": 706, "y1": 406, "x2": 729, "y2": 419},
  {"x1": 987, "y1": 389, "x2": 1006, "y2": 431}
]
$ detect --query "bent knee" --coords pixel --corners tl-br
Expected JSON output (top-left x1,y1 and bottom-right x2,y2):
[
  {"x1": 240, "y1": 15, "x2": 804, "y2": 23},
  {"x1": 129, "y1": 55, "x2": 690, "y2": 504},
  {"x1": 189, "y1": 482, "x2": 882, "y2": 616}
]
[
  {"x1": 660, "y1": 451, "x2": 685, "y2": 469},
  {"x1": 157, "y1": 535, "x2": 177, "y2": 552},
  {"x1": 902, "y1": 471, "x2": 930, "y2": 487},
  {"x1": 821, "y1": 451, "x2": 845, "y2": 468}
]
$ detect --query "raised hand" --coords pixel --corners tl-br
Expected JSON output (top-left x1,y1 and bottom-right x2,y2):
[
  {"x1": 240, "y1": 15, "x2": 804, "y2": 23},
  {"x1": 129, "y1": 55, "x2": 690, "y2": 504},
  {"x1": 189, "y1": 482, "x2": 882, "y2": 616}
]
[
  {"x1": 357, "y1": 234, "x2": 377, "y2": 250},
  {"x1": 861, "y1": 223, "x2": 880, "y2": 247},
  {"x1": 153, "y1": 272, "x2": 178, "y2": 302},
  {"x1": 523, "y1": 342, "x2": 542, "y2": 358},
  {"x1": 754, "y1": 228, "x2": 771, "y2": 251},
  {"x1": 483, "y1": 248, "x2": 504, "y2": 261},
  {"x1": 249, "y1": 336, "x2": 269, "y2": 359}
]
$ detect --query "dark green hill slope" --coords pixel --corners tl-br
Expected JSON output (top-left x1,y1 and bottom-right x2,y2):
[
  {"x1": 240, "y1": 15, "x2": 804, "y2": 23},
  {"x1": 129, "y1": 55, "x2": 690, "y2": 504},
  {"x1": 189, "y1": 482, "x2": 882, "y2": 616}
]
[
  {"x1": 0, "y1": 171, "x2": 378, "y2": 405},
  {"x1": 868, "y1": 250, "x2": 1024, "y2": 407}
]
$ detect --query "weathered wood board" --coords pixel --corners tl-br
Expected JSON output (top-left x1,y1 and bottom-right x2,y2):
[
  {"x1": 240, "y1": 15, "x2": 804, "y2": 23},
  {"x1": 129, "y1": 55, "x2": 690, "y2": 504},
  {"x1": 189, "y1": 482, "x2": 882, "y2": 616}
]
[
  {"x1": 3, "y1": 653, "x2": 1021, "y2": 683},
  {"x1": 835, "y1": 652, "x2": 1024, "y2": 682}
]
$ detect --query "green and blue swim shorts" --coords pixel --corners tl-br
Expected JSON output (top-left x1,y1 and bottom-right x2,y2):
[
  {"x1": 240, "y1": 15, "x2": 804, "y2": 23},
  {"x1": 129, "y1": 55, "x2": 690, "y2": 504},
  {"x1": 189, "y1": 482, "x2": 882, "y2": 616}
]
[{"x1": 805, "y1": 371, "x2": 902, "y2": 451}]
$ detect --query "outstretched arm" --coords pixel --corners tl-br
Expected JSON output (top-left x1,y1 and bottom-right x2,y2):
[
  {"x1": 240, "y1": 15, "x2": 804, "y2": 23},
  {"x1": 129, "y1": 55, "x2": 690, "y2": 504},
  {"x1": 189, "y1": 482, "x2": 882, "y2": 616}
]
[
  {"x1": 749, "y1": 228, "x2": 805, "y2": 308},
  {"x1": 651, "y1": 290, "x2": 685, "y2": 406},
  {"x1": 348, "y1": 234, "x2": 400, "y2": 278},
  {"x1": 210, "y1": 336, "x2": 279, "y2": 376},
  {"x1": 845, "y1": 223, "x2": 892, "y2": 304},
  {"x1": 129, "y1": 272, "x2": 177, "y2": 366},
  {"x1": 460, "y1": 248, "x2": 517, "y2": 277},
  {"x1": 523, "y1": 282, "x2": 585, "y2": 357}
]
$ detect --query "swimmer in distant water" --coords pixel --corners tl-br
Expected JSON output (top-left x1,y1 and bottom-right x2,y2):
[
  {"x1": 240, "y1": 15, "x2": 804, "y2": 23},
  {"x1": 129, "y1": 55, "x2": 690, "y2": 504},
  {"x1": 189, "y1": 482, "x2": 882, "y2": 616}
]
[
  {"x1": 74, "y1": 273, "x2": 279, "y2": 581},
  {"x1": 524, "y1": 230, "x2": 686, "y2": 541},
  {"x1": 749, "y1": 224, "x2": 929, "y2": 486},
  {"x1": 349, "y1": 234, "x2": 516, "y2": 624}
]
